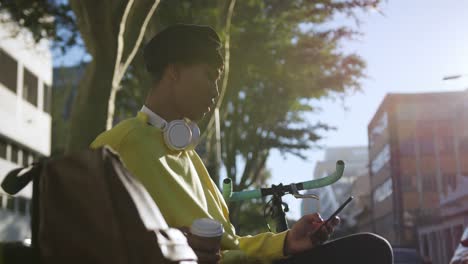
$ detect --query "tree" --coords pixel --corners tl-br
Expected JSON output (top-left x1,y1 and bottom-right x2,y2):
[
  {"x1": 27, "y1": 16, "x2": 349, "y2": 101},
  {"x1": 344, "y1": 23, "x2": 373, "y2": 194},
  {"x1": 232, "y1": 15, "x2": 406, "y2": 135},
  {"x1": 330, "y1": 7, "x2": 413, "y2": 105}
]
[
  {"x1": 216, "y1": 1, "x2": 378, "y2": 223},
  {"x1": 0, "y1": 0, "x2": 161, "y2": 153},
  {"x1": 0, "y1": 0, "x2": 236, "y2": 155},
  {"x1": 66, "y1": 0, "x2": 160, "y2": 152},
  {"x1": 0, "y1": 0, "x2": 78, "y2": 51}
]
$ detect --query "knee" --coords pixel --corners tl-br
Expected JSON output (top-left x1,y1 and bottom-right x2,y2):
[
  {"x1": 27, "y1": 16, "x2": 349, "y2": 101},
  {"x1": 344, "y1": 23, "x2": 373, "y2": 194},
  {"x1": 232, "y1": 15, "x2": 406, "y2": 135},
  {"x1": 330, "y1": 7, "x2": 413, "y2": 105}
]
[{"x1": 356, "y1": 232, "x2": 392, "y2": 245}]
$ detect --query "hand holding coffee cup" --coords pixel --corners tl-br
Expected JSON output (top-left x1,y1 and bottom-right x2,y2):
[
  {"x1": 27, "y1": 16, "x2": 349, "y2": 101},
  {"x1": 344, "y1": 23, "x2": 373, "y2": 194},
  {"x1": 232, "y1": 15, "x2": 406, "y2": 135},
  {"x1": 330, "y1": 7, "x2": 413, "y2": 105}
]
[{"x1": 188, "y1": 218, "x2": 224, "y2": 264}]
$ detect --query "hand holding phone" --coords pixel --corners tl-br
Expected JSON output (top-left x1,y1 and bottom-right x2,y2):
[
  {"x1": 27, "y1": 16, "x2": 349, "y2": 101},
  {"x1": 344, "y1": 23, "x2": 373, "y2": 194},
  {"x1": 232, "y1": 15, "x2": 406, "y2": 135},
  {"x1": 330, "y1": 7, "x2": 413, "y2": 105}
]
[
  {"x1": 310, "y1": 196, "x2": 353, "y2": 244},
  {"x1": 323, "y1": 196, "x2": 353, "y2": 227}
]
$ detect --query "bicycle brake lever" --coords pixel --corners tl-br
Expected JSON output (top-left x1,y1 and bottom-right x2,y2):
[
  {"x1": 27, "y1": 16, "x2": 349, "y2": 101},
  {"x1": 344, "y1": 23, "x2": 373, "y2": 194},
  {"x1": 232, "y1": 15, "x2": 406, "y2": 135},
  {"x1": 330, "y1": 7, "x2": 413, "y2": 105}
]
[
  {"x1": 293, "y1": 193, "x2": 320, "y2": 199},
  {"x1": 290, "y1": 184, "x2": 320, "y2": 200}
]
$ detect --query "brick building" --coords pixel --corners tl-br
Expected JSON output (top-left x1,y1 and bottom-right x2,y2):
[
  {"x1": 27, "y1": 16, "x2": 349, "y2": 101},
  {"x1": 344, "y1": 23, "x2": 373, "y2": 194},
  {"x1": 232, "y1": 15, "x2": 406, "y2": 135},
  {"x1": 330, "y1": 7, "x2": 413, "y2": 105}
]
[{"x1": 368, "y1": 92, "x2": 468, "y2": 262}]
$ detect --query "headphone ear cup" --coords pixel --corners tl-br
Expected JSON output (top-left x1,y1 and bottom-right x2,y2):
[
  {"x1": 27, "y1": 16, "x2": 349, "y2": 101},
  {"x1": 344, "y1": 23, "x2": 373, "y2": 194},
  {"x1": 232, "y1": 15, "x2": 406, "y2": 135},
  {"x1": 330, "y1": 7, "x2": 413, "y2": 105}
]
[
  {"x1": 188, "y1": 122, "x2": 200, "y2": 150},
  {"x1": 164, "y1": 120, "x2": 192, "y2": 151}
]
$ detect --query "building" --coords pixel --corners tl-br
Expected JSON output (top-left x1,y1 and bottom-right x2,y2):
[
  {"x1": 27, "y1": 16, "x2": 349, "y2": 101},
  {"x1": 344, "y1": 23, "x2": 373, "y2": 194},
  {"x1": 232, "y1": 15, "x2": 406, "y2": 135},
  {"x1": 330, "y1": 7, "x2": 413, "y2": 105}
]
[
  {"x1": 0, "y1": 23, "x2": 52, "y2": 241},
  {"x1": 416, "y1": 95, "x2": 468, "y2": 264},
  {"x1": 350, "y1": 172, "x2": 372, "y2": 232},
  {"x1": 302, "y1": 146, "x2": 368, "y2": 228},
  {"x1": 368, "y1": 92, "x2": 468, "y2": 262}
]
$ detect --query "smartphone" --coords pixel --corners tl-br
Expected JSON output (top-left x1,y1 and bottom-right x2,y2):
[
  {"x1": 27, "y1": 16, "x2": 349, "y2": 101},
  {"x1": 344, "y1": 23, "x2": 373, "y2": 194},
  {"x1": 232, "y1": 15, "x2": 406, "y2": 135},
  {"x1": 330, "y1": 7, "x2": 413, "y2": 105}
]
[
  {"x1": 323, "y1": 196, "x2": 354, "y2": 226},
  {"x1": 310, "y1": 196, "x2": 353, "y2": 244}
]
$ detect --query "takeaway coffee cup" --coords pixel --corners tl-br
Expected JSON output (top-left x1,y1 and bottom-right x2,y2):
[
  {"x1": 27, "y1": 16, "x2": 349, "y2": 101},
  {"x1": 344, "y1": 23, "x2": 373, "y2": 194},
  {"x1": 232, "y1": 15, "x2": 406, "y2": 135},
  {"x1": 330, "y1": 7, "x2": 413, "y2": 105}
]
[{"x1": 189, "y1": 218, "x2": 224, "y2": 252}]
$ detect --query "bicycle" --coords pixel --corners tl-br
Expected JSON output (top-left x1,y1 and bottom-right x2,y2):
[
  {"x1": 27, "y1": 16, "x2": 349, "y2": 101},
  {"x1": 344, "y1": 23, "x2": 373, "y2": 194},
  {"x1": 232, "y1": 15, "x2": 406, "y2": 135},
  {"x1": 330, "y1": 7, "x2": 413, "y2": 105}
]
[{"x1": 222, "y1": 160, "x2": 345, "y2": 233}]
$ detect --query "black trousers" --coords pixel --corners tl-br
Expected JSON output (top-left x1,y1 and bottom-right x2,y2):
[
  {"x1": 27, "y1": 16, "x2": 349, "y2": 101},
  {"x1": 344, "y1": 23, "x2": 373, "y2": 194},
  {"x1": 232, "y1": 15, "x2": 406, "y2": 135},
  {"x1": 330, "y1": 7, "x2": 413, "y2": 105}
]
[{"x1": 281, "y1": 233, "x2": 393, "y2": 264}]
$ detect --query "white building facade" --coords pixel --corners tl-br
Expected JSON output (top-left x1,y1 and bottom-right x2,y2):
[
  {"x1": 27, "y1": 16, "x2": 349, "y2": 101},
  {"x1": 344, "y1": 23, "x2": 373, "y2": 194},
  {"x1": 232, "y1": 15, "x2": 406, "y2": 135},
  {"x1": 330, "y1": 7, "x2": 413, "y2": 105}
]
[{"x1": 0, "y1": 23, "x2": 52, "y2": 241}]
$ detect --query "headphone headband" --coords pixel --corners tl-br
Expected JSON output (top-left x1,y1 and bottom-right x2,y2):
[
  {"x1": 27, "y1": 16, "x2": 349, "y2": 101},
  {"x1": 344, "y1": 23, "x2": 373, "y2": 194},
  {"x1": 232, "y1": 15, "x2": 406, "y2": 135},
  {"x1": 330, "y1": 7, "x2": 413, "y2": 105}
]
[{"x1": 141, "y1": 105, "x2": 167, "y2": 129}]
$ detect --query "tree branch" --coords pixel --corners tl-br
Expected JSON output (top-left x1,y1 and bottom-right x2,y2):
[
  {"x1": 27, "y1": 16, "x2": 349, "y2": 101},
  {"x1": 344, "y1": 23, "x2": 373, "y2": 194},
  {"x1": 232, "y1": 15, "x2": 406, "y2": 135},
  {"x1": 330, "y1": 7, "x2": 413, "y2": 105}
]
[
  {"x1": 117, "y1": 0, "x2": 160, "y2": 84},
  {"x1": 106, "y1": 0, "x2": 160, "y2": 129}
]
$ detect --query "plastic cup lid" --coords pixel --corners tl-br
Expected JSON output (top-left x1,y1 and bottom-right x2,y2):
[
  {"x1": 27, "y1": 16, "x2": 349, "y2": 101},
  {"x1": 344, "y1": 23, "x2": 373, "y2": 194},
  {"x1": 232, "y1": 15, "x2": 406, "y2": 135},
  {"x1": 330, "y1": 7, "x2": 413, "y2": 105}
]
[{"x1": 190, "y1": 218, "x2": 224, "y2": 237}]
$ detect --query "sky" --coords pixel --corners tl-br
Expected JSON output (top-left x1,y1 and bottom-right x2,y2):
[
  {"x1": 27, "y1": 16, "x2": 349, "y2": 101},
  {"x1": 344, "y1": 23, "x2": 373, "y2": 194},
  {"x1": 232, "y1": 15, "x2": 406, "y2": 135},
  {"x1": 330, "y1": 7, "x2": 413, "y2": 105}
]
[
  {"x1": 265, "y1": 0, "x2": 468, "y2": 220},
  {"x1": 53, "y1": 0, "x2": 468, "y2": 220}
]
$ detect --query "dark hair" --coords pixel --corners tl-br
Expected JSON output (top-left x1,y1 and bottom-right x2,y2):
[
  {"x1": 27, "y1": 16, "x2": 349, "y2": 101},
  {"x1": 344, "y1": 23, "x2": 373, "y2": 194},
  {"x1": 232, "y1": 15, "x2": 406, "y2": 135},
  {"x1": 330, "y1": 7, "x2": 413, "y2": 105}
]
[{"x1": 144, "y1": 24, "x2": 224, "y2": 82}]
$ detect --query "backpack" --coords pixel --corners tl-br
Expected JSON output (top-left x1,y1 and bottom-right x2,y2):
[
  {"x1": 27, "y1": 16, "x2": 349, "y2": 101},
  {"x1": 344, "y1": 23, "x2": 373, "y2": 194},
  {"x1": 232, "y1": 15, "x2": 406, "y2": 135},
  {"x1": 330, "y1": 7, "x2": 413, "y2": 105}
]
[{"x1": 1, "y1": 146, "x2": 197, "y2": 264}]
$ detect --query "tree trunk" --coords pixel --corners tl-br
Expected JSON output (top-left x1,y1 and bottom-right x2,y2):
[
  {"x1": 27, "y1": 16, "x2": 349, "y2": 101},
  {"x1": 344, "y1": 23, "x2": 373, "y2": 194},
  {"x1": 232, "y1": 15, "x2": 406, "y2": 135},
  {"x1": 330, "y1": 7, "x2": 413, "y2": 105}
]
[
  {"x1": 66, "y1": 58, "x2": 115, "y2": 152},
  {"x1": 66, "y1": 0, "x2": 159, "y2": 152},
  {"x1": 66, "y1": 0, "x2": 120, "y2": 152}
]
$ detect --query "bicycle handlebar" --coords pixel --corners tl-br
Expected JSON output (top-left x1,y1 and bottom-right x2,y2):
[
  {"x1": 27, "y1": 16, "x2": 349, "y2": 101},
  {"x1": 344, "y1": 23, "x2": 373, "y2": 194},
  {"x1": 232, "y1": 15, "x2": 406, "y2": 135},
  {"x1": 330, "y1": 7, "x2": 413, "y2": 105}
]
[{"x1": 222, "y1": 160, "x2": 345, "y2": 202}]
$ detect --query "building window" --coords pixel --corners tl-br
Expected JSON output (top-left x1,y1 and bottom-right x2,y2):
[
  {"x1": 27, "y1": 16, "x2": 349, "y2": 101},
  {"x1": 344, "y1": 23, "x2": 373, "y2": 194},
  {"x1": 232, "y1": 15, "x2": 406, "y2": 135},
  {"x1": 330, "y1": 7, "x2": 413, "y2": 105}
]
[
  {"x1": 453, "y1": 225, "x2": 464, "y2": 250},
  {"x1": 0, "y1": 139, "x2": 42, "y2": 166},
  {"x1": 43, "y1": 84, "x2": 52, "y2": 113},
  {"x1": 422, "y1": 174, "x2": 437, "y2": 191},
  {"x1": 23, "y1": 68, "x2": 38, "y2": 106},
  {"x1": 18, "y1": 149, "x2": 24, "y2": 166},
  {"x1": 0, "y1": 193, "x2": 5, "y2": 208},
  {"x1": 400, "y1": 174, "x2": 415, "y2": 191},
  {"x1": 373, "y1": 178, "x2": 393, "y2": 203},
  {"x1": 0, "y1": 137, "x2": 6, "y2": 159},
  {"x1": 372, "y1": 112, "x2": 388, "y2": 136},
  {"x1": 22, "y1": 149, "x2": 29, "y2": 166},
  {"x1": 444, "y1": 228, "x2": 454, "y2": 258},
  {"x1": 0, "y1": 48, "x2": 18, "y2": 93},
  {"x1": 6, "y1": 196, "x2": 14, "y2": 211},
  {"x1": 1, "y1": 196, "x2": 29, "y2": 215},
  {"x1": 370, "y1": 112, "x2": 388, "y2": 147},
  {"x1": 28, "y1": 153, "x2": 34, "y2": 165},
  {"x1": 371, "y1": 144, "x2": 391, "y2": 174},
  {"x1": 10, "y1": 144, "x2": 18, "y2": 164},
  {"x1": 421, "y1": 234, "x2": 429, "y2": 257},
  {"x1": 442, "y1": 172, "x2": 457, "y2": 193},
  {"x1": 16, "y1": 197, "x2": 29, "y2": 216}
]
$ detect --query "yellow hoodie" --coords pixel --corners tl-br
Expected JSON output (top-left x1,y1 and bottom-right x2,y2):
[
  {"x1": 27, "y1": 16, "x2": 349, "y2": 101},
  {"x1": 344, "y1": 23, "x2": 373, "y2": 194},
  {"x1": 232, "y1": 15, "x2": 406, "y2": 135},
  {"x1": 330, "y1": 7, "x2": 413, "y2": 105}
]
[{"x1": 90, "y1": 112, "x2": 287, "y2": 263}]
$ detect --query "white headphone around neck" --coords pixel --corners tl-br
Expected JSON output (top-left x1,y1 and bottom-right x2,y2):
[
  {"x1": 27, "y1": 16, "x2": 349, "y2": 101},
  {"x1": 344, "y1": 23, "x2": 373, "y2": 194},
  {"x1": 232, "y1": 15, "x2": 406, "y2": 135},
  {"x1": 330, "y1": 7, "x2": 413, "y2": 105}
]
[{"x1": 140, "y1": 106, "x2": 200, "y2": 151}]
